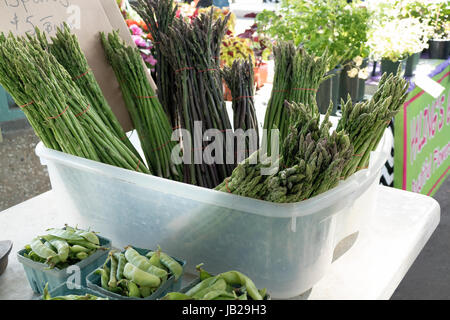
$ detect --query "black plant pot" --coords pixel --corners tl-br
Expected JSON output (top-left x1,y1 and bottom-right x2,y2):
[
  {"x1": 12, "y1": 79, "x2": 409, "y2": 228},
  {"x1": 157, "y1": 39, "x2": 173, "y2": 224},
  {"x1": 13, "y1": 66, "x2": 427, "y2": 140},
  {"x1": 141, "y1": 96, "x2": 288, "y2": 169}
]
[
  {"x1": 339, "y1": 58, "x2": 369, "y2": 104},
  {"x1": 429, "y1": 40, "x2": 450, "y2": 59},
  {"x1": 405, "y1": 52, "x2": 421, "y2": 77},
  {"x1": 317, "y1": 67, "x2": 342, "y2": 115},
  {"x1": 381, "y1": 59, "x2": 405, "y2": 76}
]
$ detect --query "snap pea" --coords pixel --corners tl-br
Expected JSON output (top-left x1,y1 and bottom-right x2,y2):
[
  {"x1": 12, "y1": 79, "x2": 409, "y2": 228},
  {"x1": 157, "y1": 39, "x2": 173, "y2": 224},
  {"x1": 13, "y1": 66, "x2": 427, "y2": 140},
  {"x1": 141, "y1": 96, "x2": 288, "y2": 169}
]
[
  {"x1": 43, "y1": 241, "x2": 56, "y2": 252},
  {"x1": 109, "y1": 253, "x2": 118, "y2": 288},
  {"x1": 125, "y1": 247, "x2": 168, "y2": 280},
  {"x1": 185, "y1": 276, "x2": 220, "y2": 297},
  {"x1": 123, "y1": 263, "x2": 161, "y2": 288},
  {"x1": 95, "y1": 268, "x2": 110, "y2": 290},
  {"x1": 119, "y1": 280, "x2": 140, "y2": 298},
  {"x1": 218, "y1": 271, "x2": 263, "y2": 300},
  {"x1": 192, "y1": 278, "x2": 227, "y2": 300},
  {"x1": 148, "y1": 249, "x2": 165, "y2": 270},
  {"x1": 160, "y1": 252, "x2": 183, "y2": 281},
  {"x1": 66, "y1": 239, "x2": 101, "y2": 250},
  {"x1": 48, "y1": 238, "x2": 69, "y2": 262},
  {"x1": 74, "y1": 229, "x2": 100, "y2": 245},
  {"x1": 202, "y1": 290, "x2": 236, "y2": 301},
  {"x1": 46, "y1": 229, "x2": 84, "y2": 241},
  {"x1": 113, "y1": 252, "x2": 126, "y2": 280},
  {"x1": 196, "y1": 263, "x2": 213, "y2": 281},
  {"x1": 162, "y1": 292, "x2": 192, "y2": 300},
  {"x1": 70, "y1": 245, "x2": 90, "y2": 254},
  {"x1": 30, "y1": 237, "x2": 59, "y2": 266},
  {"x1": 76, "y1": 252, "x2": 89, "y2": 260},
  {"x1": 140, "y1": 286, "x2": 155, "y2": 298}
]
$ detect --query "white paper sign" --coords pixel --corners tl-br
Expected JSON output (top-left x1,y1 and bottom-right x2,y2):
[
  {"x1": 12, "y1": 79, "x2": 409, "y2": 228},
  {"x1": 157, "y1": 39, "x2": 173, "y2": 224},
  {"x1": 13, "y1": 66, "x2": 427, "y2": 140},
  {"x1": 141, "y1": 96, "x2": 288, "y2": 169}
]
[{"x1": 415, "y1": 74, "x2": 445, "y2": 99}]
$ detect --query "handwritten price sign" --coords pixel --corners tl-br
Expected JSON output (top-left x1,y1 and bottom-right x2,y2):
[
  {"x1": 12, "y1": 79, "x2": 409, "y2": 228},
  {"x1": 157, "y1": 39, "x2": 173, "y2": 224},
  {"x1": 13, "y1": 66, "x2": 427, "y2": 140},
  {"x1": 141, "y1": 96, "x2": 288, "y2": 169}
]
[{"x1": 1, "y1": 0, "x2": 80, "y2": 36}]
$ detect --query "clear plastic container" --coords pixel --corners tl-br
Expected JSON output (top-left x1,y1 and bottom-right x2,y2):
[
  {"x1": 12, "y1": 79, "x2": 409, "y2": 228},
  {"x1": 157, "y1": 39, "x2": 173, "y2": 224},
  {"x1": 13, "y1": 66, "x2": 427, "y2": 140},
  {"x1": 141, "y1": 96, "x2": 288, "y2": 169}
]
[
  {"x1": 334, "y1": 131, "x2": 393, "y2": 243},
  {"x1": 35, "y1": 131, "x2": 389, "y2": 299}
]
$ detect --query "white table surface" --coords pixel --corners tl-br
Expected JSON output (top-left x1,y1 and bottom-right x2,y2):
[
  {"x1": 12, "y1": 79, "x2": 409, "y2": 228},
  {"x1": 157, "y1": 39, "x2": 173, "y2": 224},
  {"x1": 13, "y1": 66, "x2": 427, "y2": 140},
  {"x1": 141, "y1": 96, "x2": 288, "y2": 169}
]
[{"x1": 0, "y1": 186, "x2": 440, "y2": 300}]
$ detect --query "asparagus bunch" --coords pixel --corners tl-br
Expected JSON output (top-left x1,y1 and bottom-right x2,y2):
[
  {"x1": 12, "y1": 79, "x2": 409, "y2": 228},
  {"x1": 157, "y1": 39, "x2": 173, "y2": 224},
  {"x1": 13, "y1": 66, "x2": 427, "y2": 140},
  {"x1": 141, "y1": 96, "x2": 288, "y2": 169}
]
[
  {"x1": 222, "y1": 58, "x2": 260, "y2": 157},
  {"x1": 338, "y1": 69, "x2": 409, "y2": 179},
  {"x1": 133, "y1": 0, "x2": 178, "y2": 127},
  {"x1": 34, "y1": 24, "x2": 141, "y2": 160},
  {"x1": 156, "y1": 10, "x2": 234, "y2": 188},
  {"x1": 263, "y1": 43, "x2": 330, "y2": 154},
  {"x1": 101, "y1": 31, "x2": 182, "y2": 180},
  {"x1": 217, "y1": 102, "x2": 353, "y2": 203},
  {"x1": 0, "y1": 32, "x2": 150, "y2": 174}
]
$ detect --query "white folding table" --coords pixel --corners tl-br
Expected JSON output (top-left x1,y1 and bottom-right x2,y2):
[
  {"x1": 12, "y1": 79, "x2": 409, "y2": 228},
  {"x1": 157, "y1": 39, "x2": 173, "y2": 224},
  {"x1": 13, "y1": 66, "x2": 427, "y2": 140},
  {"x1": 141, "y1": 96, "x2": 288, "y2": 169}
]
[{"x1": 0, "y1": 186, "x2": 440, "y2": 300}]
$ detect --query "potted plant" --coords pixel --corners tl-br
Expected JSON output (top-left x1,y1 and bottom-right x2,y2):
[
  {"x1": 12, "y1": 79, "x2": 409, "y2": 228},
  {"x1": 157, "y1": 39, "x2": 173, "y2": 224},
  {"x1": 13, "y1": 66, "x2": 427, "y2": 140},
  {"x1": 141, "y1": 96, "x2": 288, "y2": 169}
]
[
  {"x1": 220, "y1": 36, "x2": 256, "y2": 100},
  {"x1": 237, "y1": 23, "x2": 273, "y2": 89},
  {"x1": 427, "y1": 1, "x2": 450, "y2": 59},
  {"x1": 368, "y1": 17, "x2": 430, "y2": 76},
  {"x1": 256, "y1": 0, "x2": 370, "y2": 113}
]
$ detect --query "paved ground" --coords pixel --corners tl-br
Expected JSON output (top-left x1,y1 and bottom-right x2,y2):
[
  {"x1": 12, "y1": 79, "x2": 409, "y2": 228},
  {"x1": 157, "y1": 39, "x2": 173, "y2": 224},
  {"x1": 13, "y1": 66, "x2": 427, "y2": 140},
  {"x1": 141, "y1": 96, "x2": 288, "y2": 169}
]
[
  {"x1": 0, "y1": 121, "x2": 51, "y2": 211},
  {"x1": 392, "y1": 176, "x2": 450, "y2": 300}
]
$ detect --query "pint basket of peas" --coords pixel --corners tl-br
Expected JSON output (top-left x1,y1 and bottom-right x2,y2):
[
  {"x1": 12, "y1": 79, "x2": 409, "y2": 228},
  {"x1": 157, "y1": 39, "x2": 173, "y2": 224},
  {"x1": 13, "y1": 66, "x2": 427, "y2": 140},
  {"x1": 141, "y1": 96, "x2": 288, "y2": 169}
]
[
  {"x1": 86, "y1": 246, "x2": 186, "y2": 300},
  {"x1": 17, "y1": 226, "x2": 111, "y2": 294},
  {"x1": 162, "y1": 264, "x2": 271, "y2": 301}
]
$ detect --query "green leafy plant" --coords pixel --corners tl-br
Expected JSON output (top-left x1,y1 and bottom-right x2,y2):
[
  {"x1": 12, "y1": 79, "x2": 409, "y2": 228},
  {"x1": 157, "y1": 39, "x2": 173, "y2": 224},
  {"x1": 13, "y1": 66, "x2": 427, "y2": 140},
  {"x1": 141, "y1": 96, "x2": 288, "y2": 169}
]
[{"x1": 256, "y1": 0, "x2": 370, "y2": 70}]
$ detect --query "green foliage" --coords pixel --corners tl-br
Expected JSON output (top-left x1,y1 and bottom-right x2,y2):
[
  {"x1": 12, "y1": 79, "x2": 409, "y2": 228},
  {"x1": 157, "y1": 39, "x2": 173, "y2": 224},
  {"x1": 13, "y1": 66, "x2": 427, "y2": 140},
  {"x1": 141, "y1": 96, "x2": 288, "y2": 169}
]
[{"x1": 256, "y1": 0, "x2": 370, "y2": 70}]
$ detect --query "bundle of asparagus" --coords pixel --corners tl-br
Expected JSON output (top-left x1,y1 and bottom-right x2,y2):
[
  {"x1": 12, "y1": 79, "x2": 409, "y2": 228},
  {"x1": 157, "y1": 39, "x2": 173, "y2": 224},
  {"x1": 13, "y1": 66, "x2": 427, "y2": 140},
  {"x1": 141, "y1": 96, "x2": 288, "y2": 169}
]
[
  {"x1": 216, "y1": 102, "x2": 353, "y2": 203},
  {"x1": 152, "y1": 10, "x2": 234, "y2": 188},
  {"x1": 222, "y1": 58, "x2": 260, "y2": 157},
  {"x1": 133, "y1": 0, "x2": 178, "y2": 127},
  {"x1": 0, "y1": 32, "x2": 150, "y2": 174},
  {"x1": 101, "y1": 31, "x2": 182, "y2": 180},
  {"x1": 337, "y1": 70, "x2": 409, "y2": 179},
  {"x1": 34, "y1": 24, "x2": 141, "y2": 160},
  {"x1": 263, "y1": 43, "x2": 330, "y2": 155}
]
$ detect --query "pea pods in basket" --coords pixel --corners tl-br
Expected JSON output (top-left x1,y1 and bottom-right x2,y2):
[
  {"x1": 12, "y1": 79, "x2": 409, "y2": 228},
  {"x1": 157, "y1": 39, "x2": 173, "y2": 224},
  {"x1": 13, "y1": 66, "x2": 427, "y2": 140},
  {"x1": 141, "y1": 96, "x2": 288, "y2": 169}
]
[
  {"x1": 17, "y1": 226, "x2": 111, "y2": 294},
  {"x1": 162, "y1": 264, "x2": 270, "y2": 301},
  {"x1": 86, "y1": 246, "x2": 186, "y2": 300}
]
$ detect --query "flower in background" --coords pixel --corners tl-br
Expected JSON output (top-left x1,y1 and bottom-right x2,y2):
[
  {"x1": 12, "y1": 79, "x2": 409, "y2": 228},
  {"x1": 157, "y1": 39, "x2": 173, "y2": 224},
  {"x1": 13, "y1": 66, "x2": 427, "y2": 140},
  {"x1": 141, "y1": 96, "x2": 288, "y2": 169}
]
[{"x1": 117, "y1": 0, "x2": 158, "y2": 71}]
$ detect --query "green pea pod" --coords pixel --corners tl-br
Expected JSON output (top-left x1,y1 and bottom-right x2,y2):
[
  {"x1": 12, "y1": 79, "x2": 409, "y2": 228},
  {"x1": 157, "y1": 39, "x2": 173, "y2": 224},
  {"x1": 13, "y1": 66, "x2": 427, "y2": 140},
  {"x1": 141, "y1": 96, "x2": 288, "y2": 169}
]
[
  {"x1": 66, "y1": 239, "x2": 101, "y2": 250},
  {"x1": 218, "y1": 271, "x2": 263, "y2": 301},
  {"x1": 70, "y1": 245, "x2": 90, "y2": 254},
  {"x1": 139, "y1": 286, "x2": 154, "y2": 298},
  {"x1": 95, "y1": 268, "x2": 110, "y2": 290},
  {"x1": 161, "y1": 292, "x2": 192, "y2": 300},
  {"x1": 74, "y1": 229, "x2": 100, "y2": 245},
  {"x1": 108, "y1": 254, "x2": 118, "y2": 288},
  {"x1": 202, "y1": 290, "x2": 236, "y2": 301},
  {"x1": 24, "y1": 245, "x2": 32, "y2": 253},
  {"x1": 124, "y1": 247, "x2": 168, "y2": 280},
  {"x1": 46, "y1": 229, "x2": 84, "y2": 241},
  {"x1": 120, "y1": 280, "x2": 140, "y2": 298},
  {"x1": 193, "y1": 278, "x2": 227, "y2": 300},
  {"x1": 43, "y1": 241, "x2": 56, "y2": 252},
  {"x1": 160, "y1": 252, "x2": 183, "y2": 281},
  {"x1": 196, "y1": 263, "x2": 213, "y2": 281},
  {"x1": 123, "y1": 263, "x2": 161, "y2": 288},
  {"x1": 113, "y1": 252, "x2": 126, "y2": 280},
  {"x1": 48, "y1": 238, "x2": 69, "y2": 263},
  {"x1": 238, "y1": 293, "x2": 248, "y2": 300},
  {"x1": 64, "y1": 225, "x2": 76, "y2": 233},
  {"x1": 76, "y1": 252, "x2": 89, "y2": 260},
  {"x1": 185, "y1": 276, "x2": 219, "y2": 297},
  {"x1": 148, "y1": 250, "x2": 165, "y2": 270},
  {"x1": 30, "y1": 237, "x2": 59, "y2": 266}
]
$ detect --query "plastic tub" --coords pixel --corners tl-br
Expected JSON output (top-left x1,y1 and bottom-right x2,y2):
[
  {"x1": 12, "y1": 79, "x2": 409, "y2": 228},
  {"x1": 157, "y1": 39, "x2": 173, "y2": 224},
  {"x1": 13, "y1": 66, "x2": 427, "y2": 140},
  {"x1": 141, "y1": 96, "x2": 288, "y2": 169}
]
[
  {"x1": 17, "y1": 235, "x2": 111, "y2": 294},
  {"x1": 40, "y1": 282, "x2": 109, "y2": 300},
  {"x1": 36, "y1": 140, "x2": 364, "y2": 298},
  {"x1": 86, "y1": 247, "x2": 186, "y2": 300},
  {"x1": 334, "y1": 131, "x2": 393, "y2": 244}
]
